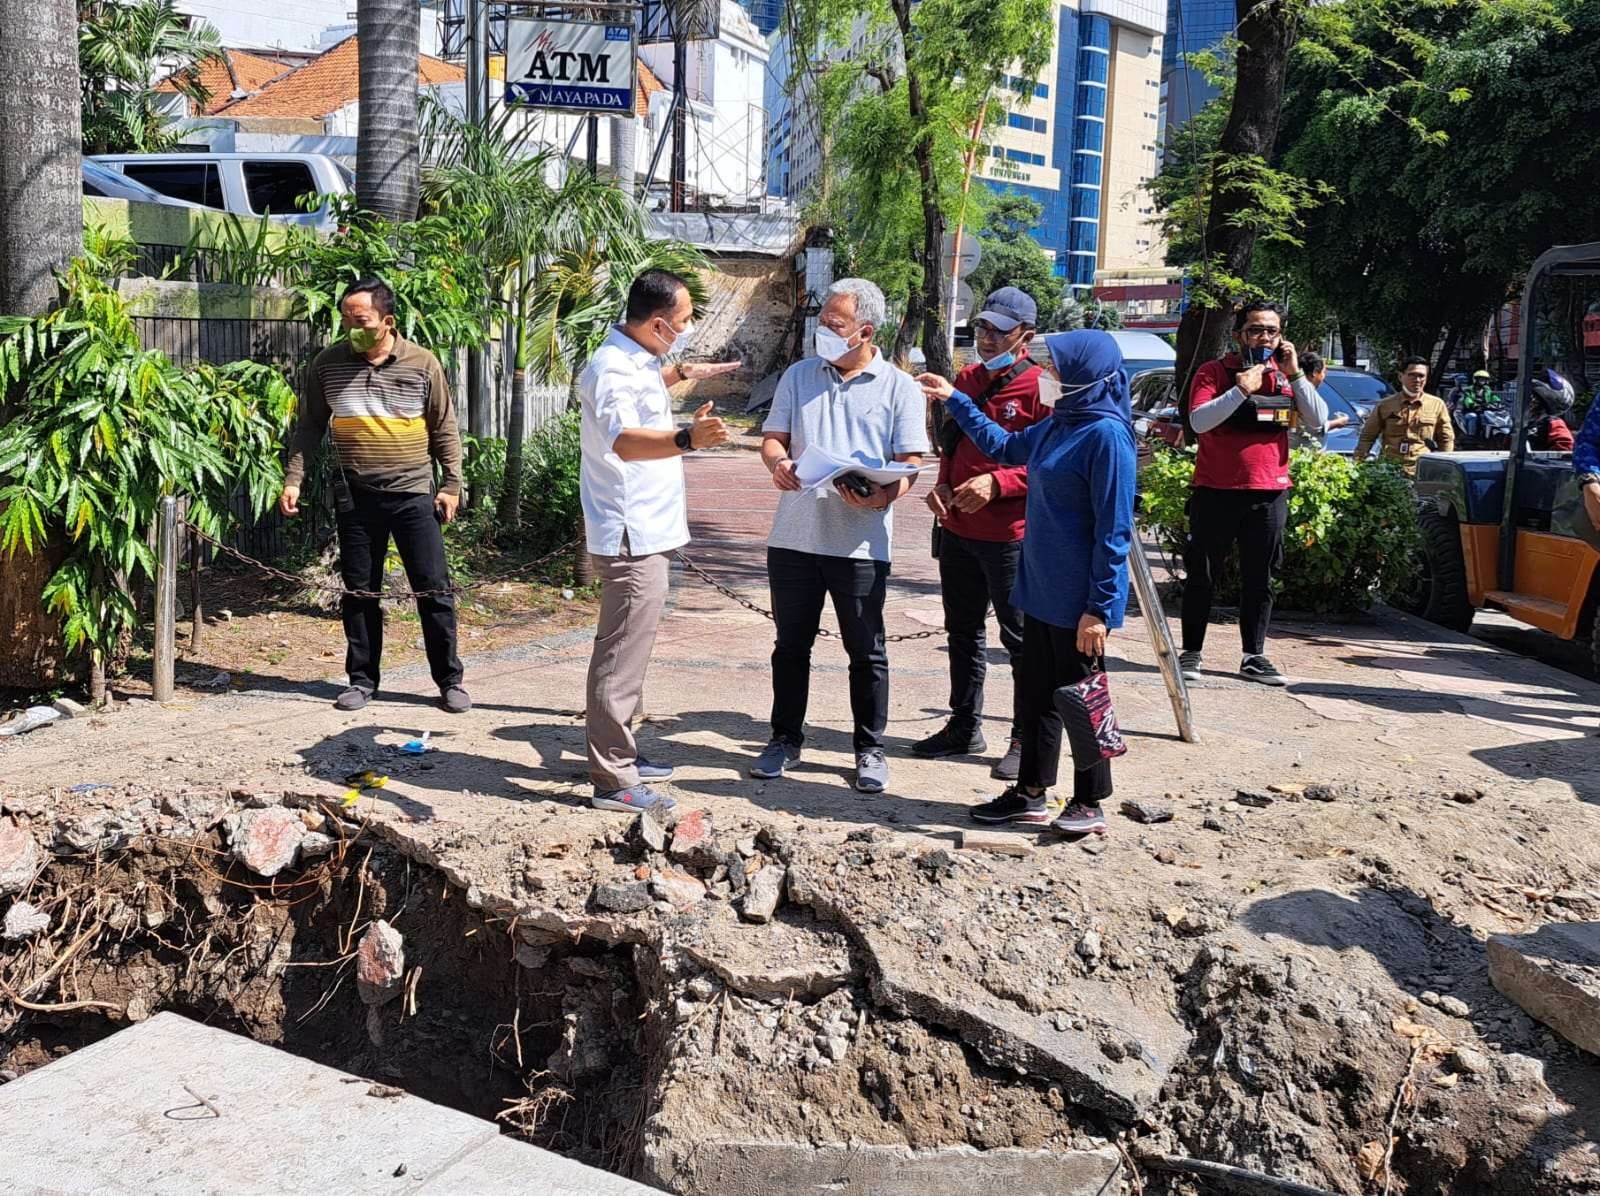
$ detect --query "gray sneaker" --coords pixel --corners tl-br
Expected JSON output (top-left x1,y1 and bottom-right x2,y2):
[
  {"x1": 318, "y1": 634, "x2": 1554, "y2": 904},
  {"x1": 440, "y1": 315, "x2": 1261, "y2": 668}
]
[
  {"x1": 854, "y1": 749, "x2": 889, "y2": 794},
  {"x1": 440, "y1": 685, "x2": 471, "y2": 713},
  {"x1": 750, "y1": 738, "x2": 801, "y2": 779},
  {"x1": 1177, "y1": 651, "x2": 1203, "y2": 683},
  {"x1": 335, "y1": 685, "x2": 373, "y2": 711}
]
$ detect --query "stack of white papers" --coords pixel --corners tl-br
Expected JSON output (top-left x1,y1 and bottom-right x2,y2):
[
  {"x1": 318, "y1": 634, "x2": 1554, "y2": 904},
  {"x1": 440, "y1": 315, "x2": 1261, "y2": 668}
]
[{"x1": 792, "y1": 445, "x2": 927, "y2": 494}]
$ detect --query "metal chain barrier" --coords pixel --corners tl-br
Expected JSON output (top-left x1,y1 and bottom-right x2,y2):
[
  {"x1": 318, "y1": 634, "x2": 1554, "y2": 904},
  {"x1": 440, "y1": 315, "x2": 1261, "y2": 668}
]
[
  {"x1": 184, "y1": 520, "x2": 583, "y2": 600},
  {"x1": 673, "y1": 549, "x2": 941, "y2": 643}
]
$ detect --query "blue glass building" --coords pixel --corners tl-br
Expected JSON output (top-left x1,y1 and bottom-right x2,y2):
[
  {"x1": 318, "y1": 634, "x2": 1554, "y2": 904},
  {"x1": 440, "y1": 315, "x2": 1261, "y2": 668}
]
[{"x1": 1161, "y1": 0, "x2": 1234, "y2": 139}]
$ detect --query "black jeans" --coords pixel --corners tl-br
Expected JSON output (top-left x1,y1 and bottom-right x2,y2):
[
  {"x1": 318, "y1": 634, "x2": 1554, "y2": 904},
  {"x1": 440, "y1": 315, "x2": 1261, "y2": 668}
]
[
  {"x1": 335, "y1": 488, "x2": 463, "y2": 693},
  {"x1": 768, "y1": 547, "x2": 889, "y2": 753},
  {"x1": 1180, "y1": 486, "x2": 1289, "y2": 658},
  {"x1": 938, "y1": 531, "x2": 1024, "y2": 740},
  {"x1": 1016, "y1": 614, "x2": 1113, "y2": 803}
]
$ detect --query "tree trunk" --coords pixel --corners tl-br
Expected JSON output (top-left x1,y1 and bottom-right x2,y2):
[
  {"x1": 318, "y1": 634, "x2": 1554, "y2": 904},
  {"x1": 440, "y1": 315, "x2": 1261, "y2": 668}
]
[
  {"x1": 498, "y1": 288, "x2": 527, "y2": 528},
  {"x1": 1433, "y1": 324, "x2": 1462, "y2": 386},
  {"x1": 908, "y1": 82, "x2": 950, "y2": 379},
  {"x1": 89, "y1": 651, "x2": 107, "y2": 708},
  {"x1": 0, "y1": 0, "x2": 80, "y2": 315},
  {"x1": 1339, "y1": 325, "x2": 1359, "y2": 366},
  {"x1": 357, "y1": 0, "x2": 420, "y2": 222},
  {"x1": 1174, "y1": 0, "x2": 1299, "y2": 427}
]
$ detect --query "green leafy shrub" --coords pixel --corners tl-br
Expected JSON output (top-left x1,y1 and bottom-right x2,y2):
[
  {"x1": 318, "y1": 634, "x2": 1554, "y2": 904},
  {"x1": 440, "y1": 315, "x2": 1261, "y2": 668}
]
[
  {"x1": 1138, "y1": 446, "x2": 1420, "y2": 613},
  {"x1": 0, "y1": 259, "x2": 296, "y2": 690},
  {"x1": 449, "y1": 415, "x2": 582, "y2": 573}
]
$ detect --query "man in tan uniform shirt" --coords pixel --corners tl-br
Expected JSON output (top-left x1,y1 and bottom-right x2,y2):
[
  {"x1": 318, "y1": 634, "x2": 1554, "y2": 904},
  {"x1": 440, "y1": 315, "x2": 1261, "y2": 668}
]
[{"x1": 1355, "y1": 355, "x2": 1454, "y2": 474}]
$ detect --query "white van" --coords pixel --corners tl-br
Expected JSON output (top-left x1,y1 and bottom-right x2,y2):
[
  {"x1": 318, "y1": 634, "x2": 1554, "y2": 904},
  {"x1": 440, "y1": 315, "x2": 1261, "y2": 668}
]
[{"x1": 89, "y1": 153, "x2": 353, "y2": 231}]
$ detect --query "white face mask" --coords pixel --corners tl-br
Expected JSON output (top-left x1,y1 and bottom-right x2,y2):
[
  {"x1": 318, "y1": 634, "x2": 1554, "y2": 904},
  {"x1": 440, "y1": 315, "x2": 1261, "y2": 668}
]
[
  {"x1": 656, "y1": 317, "x2": 694, "y2": 356},
  {"x1": 815, "y1": 325, "x2": 862, "y2": 363},
  {"x1": 1038, "y1": 371, "x2": 1118, "y2": 408}
]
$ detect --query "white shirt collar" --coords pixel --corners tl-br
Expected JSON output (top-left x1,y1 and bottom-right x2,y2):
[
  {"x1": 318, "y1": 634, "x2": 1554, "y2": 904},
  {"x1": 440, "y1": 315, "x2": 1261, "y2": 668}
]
[{"x1": 606, "y1": 324, "x2": 660, "y2": 368}]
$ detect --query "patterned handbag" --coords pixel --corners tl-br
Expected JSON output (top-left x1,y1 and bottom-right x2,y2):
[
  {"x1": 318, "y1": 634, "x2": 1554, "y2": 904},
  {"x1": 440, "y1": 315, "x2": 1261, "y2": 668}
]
[{"x1": 1053, "y1": 660, "x2": 1128, "y2": 764}]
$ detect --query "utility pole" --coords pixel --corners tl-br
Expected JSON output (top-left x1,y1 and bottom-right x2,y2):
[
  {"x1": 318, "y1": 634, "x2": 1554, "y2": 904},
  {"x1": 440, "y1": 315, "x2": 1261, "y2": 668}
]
[
  {"x1": 464, "y1": 0, "x2": 491, "y2": 439},
  {"x1": 670, "y1": 4, "x2": 687, "y2": 211}
]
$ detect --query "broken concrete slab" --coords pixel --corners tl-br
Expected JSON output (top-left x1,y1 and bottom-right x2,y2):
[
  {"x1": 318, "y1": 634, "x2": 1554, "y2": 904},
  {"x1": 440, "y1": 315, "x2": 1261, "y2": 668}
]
[
  {"x1": 417, "y1": 1131, "x2": 659, "y2": 1194},
  {"x1": 683, "y1": 910, "x2": 853, "y2": 999},
  {"x1": 651, "y1": 866, "x2": 706, "y2": 908},
  {"x1": 0, "y1": 1012, "x2": 659, "y2": 1194},
  {"x1": 1488, "y1": 923, "x2": 1600, "y2": 1056},
  {"x1": 641, "y1": 1140, "x2": 1124, "y2": 1196},
  {"x1": 957, "y1": 829, "x2": 1036, "y2": 858}
]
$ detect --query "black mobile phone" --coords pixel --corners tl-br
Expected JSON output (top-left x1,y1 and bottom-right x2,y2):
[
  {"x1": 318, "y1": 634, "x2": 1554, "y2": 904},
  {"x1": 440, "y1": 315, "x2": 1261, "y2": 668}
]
[{"x1": 837, "y1": 473, "x2": 875, "y2": 498}]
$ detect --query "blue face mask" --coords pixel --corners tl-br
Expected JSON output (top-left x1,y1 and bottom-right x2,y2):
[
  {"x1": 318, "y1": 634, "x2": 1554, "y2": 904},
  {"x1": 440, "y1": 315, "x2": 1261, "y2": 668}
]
[
  {"x1": 983, "y1": 350, "x2": 1017, "y2": 371},
  {"x1": 1248, "y1": 345, "x2": 1276, "y2": 366}
]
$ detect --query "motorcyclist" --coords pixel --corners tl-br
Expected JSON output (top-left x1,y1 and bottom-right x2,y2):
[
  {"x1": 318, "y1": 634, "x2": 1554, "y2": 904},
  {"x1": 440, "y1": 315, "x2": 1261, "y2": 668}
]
[{"x1": 1456, "y1": 369, "x2": 1496, "y2": 442}]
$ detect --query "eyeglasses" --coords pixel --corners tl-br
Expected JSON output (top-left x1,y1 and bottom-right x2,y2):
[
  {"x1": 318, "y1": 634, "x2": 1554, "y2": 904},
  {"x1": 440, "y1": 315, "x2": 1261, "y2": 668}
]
[{"x1": 1241, "y1": 324, "x2": 1282, "y2": 337}]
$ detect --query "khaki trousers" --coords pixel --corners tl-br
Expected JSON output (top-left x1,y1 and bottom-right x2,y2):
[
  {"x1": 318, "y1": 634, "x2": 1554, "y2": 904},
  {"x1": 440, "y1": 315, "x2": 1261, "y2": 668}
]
[{"x1": 585, "y1": 540, "x2": 672, "y2": 792}]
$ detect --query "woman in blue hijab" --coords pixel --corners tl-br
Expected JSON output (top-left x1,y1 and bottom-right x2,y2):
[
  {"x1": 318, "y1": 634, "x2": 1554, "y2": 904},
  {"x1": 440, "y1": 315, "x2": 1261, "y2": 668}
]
[{"x1": 918, "y1": 330, "x2": 1137, "y2": 835}]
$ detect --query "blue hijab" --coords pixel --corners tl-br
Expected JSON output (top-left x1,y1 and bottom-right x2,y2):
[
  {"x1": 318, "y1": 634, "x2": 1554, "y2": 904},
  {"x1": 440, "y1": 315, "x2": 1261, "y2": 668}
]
[{"x1": 1043, "y1": 330, "x2": 1132, "y2": 430}]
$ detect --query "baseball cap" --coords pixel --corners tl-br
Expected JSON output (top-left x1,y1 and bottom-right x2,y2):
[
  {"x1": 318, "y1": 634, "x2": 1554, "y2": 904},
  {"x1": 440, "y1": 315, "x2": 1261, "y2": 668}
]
[
  {"x1": 1472, "y1": 369, "x2": 1491, "y2": 380},
  {"x1": 975, "y1": 286, "x2": 1037, "y2": 331}
]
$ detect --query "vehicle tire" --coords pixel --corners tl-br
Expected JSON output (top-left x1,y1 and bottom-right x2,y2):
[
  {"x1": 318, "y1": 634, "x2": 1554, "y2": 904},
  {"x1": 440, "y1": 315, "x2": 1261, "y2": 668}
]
[{"x1": 1409, "y1": 509, "x2": 1475, "y2": 632}]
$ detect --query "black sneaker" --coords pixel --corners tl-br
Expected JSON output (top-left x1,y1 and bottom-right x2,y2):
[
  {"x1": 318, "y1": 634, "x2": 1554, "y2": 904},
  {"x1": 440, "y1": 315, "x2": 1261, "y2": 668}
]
[
  {"x1": 991, "y1": 737, "x2": 1023, "y2": 781},
  {"x1": 912, "y1": 723, "x2": 987, "y2": 759},
  {"x1": 970, "y1": 786, "x2": 1053, "y2": 825},
  {"x1": 1240, "y1": 655, "x2": 1288, "y2": 687},
  {"x1": 1178, "y1": 651, "x2": 1203, "y2": 683},
  {"x1": 335, "y1": 686, "x2": 373, "y2": 711}
]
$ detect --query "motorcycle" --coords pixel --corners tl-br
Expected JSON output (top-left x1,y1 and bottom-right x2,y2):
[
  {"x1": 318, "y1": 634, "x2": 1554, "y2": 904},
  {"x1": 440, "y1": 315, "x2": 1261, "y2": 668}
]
[{"x1": 1450, "y1": 392, "x2": 1513, "y2": 450}]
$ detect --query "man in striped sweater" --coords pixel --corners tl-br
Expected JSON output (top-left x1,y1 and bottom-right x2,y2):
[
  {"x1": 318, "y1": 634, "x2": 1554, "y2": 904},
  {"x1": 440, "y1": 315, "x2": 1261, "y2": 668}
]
[{"x1": 279, "y1": 277, "x2": 470, "y2": 714}]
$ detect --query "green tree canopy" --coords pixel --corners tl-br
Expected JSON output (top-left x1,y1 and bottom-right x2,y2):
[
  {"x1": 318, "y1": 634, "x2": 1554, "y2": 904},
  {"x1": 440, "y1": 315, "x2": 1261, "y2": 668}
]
[{"x1": 79, "y1": 0, "x2": 221, "y2": 154}]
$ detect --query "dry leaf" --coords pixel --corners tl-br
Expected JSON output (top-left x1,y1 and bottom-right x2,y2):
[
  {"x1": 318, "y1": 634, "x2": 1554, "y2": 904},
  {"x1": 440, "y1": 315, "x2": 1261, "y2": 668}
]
[{"x1": 1356, "y1": 1139, "x2": 1388, "y2": 1181}]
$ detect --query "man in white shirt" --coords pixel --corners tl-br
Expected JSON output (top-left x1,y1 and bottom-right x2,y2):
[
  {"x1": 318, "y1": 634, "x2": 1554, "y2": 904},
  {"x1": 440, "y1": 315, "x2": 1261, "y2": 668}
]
[{"x1": 579, "y1": 269, "x2": 734, "y2": 813}]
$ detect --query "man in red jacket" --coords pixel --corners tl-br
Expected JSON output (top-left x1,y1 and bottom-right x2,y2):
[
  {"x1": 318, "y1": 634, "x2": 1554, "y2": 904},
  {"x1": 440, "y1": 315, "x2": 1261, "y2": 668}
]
[
  {"x1": 1179, "y1": 301, "x2": 1326, "y2": 687},
  {"x1": 913, "y1": 287, "x2": 1047, "y2": 780}
]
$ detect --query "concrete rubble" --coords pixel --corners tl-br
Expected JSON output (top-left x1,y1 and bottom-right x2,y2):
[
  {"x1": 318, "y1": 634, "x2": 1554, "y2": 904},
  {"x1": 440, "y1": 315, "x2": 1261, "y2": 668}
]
[
  {"x1": 1488, "y1": 924, "x2": 1600, "y2": 1056},
  {"x1": 356, "y1": 919, "x2": 406, "y2": 1006},
  {"x1": 225, "y1": 807, "x2": 304, "y2": 878},
  {"x1": 0, "y1": 821, "x2": 39, "y2": 894}
]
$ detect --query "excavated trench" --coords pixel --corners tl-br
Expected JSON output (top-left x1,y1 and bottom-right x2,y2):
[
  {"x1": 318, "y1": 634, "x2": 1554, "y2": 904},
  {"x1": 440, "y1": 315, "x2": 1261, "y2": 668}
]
[{"x1": 2, "y1": 790, "x2": 1599, "y2": 1196}]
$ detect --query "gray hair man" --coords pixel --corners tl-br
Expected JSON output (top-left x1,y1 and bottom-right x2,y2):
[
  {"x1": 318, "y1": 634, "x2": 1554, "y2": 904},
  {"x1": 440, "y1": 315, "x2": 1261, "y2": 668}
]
[{"x1": 749, "y1": 278, "x2": 931, "y2": 794}]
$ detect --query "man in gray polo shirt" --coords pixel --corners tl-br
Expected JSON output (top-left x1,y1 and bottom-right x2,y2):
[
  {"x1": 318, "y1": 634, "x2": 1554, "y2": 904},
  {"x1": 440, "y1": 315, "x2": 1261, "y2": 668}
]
[{"x1": 750, "y1": 278, "x2": 929, "y2": 793}]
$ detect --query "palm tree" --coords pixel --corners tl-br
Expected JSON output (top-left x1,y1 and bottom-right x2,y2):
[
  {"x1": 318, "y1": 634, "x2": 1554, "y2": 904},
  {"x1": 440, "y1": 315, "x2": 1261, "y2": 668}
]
[
  {"x1": 357, "y1": 0, "x2": 421, "y2": 221},
  {"x1": 2, "y1": 0, "x2": 81, "y2": 316},
  {"x1": 0, "y1": 0, "x2": 81, "y2": 692},
  {"x1": 420, "y1": 101, "x2": 705, "y2": 526},
  {"x1": 78, "y1": 0, "x2": 222, "y2": 154}
]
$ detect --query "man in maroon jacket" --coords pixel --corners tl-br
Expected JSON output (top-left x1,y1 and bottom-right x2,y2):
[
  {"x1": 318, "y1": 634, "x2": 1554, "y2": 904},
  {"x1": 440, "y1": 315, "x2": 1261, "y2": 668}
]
[
  {"x1": 1180, "y1": 301, "x2": 1327, "y2": 687},
  {"x1": 913, "y1": 287, "x2": 1047, "y2": 780}
]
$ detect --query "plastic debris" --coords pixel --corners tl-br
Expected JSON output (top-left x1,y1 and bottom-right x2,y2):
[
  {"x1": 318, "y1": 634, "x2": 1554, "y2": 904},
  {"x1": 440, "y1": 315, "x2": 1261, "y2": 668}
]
[
  {"x1": 0, "y1": 706, "x2": 64, "y2": 737},
  {"x1": 400, "y1": 731, "x2": 432, "y2": 755},
  {"x1": 68, "y1": 783, "x2": 110, "y2": 794}
]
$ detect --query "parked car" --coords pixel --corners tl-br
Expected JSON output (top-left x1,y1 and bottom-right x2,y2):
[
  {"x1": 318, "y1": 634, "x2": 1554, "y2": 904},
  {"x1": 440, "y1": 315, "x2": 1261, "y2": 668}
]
[
  {"x1": 88, "y1": 153, "x2": 353, "y2": 230},
  {"x1": 1106, "y1": 329, "x2": 1176, "y2": 375},
  {"x1": 82, "y1": 159, "x2": 202, "y2": 208},
  {"x1": 1128, "y1": 364, "x2": 1388, "y2": 456}
]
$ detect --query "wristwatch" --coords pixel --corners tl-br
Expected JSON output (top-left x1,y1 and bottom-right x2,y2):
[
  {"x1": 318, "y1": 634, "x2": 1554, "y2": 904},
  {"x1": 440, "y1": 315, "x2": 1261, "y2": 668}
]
[
  {"x1": 674, "y1": 425, "x2": 694, "y2": 453},
  {"x1": 1579, "y1": 472, "x2": 1600, "y2": 488}
]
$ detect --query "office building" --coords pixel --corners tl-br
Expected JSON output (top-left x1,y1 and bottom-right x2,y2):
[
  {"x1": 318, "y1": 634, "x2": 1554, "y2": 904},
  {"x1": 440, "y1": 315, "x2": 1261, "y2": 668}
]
[
  {"x1": 1160, "y1": 0, "x2": 1233, "y2": 142},
  {"x1": 976, "y1": 0, "x2": 1166, "y2": 291}
]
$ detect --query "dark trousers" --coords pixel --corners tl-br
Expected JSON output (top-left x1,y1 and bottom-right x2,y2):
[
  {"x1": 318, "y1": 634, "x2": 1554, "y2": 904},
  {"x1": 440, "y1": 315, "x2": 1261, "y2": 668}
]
[
  {"x1": 938, "y1": 531, "x2": 1024, "y2": 739},
  {"x1": 335, "y1": 488, "x2": 463, "y2": 693},
  {"x1": 768, "y1": 547, "x2": 889, "y2": 753},
  {"x1": 1016, "y1": 615, "x2": 1113, "y2": 803},
  {"x1": 1180, "y1": 486, "x2": 1289, "y2": 658}
]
